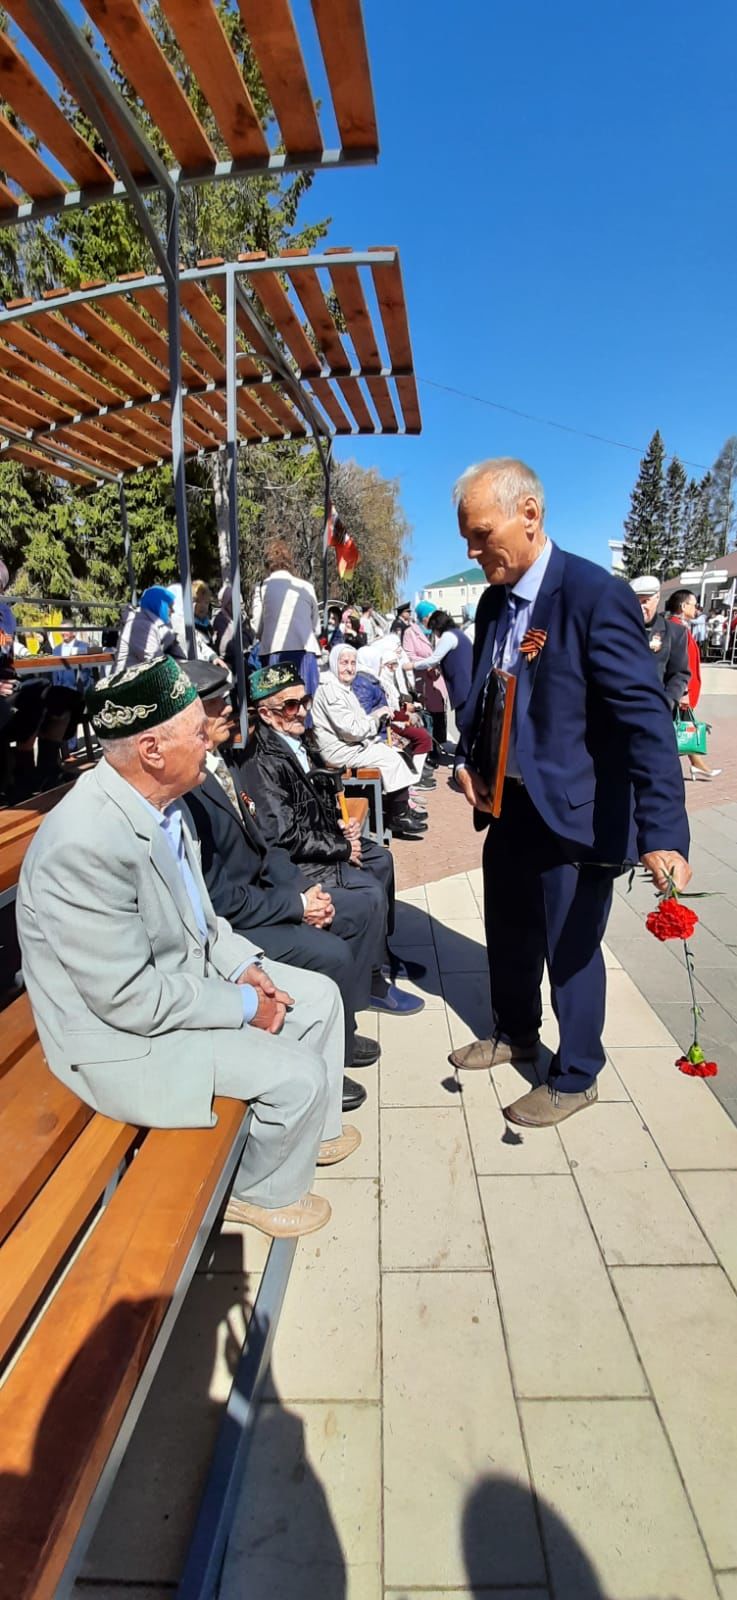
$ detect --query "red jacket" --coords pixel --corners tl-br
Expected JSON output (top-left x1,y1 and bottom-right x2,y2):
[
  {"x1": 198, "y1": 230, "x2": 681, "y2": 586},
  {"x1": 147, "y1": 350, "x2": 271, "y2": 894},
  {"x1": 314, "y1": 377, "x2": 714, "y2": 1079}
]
[{"x1": 672, "y1": 616, "x2": 701, "y2": 707}]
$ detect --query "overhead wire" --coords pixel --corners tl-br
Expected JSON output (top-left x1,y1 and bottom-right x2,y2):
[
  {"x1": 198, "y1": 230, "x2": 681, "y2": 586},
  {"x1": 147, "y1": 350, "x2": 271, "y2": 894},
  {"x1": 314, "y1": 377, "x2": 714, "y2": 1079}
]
[{"x1": 417, "y1": 377, "x2": 710, "y2": 472}]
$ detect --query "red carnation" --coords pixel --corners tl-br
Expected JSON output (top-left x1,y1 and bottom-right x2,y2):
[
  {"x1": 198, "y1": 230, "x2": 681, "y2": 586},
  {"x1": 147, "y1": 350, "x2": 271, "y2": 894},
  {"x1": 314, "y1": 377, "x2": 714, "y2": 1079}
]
[
  {"x1": 646, "y1": 898, "x2": 699, "y2": 942},
  {"x1": 677, "y1": 1056, "x2": 718, "y2": 1078}
]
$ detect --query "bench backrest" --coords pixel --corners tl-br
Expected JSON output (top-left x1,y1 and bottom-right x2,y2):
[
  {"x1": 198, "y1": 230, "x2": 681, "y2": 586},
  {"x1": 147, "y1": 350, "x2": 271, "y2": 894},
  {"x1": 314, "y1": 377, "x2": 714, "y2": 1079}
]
[{"x1": 0, "y1": 1008, "x2": 248, "y2": 1600}]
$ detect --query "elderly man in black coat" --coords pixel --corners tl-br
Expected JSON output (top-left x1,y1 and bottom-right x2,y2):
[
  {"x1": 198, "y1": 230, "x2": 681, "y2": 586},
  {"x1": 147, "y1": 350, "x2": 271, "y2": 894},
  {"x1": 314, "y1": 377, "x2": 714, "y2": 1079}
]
[{"x1": 239, "y1": 662, "x2": 425, "y2": 1018}]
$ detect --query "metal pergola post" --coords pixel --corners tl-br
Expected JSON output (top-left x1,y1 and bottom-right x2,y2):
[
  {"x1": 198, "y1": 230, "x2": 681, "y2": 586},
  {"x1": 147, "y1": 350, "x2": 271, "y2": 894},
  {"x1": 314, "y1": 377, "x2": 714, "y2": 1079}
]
[
  {"x1": 322, "y1": 441, "x2": 335, "y2": 629},
  {"x1": 225, "y1": 270, "x2": 248, "y2": 741},
  {"x1": 165, "y1": 191, "x2": 196, "y2": 655},
  {"x1": 118, "y1": 480, "x2": 137, "y2": 606}
]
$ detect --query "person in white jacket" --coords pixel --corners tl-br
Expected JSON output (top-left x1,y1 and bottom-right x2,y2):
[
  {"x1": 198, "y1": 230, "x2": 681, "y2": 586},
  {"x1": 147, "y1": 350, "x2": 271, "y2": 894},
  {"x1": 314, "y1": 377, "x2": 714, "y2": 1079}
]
[
  {"x1": 311, "y1": 644, "x2": 427, "y2": 839},
  {"x1": 250, "y1": 540, "x2": 322, "y2": 697}
]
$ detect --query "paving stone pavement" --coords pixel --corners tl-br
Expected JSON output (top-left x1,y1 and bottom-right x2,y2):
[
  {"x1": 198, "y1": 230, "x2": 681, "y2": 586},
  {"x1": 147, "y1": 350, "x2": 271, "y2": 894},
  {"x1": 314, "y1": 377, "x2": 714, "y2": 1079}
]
[{"x1": 76, "y1": 870, "x2": 737, "y2": 1600}]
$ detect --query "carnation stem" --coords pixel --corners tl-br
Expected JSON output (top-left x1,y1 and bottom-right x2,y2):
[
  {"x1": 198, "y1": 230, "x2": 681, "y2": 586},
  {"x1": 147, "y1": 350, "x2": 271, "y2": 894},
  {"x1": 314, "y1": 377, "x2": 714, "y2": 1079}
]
[{"x1": 683, "y1": 941, "x2": 699, "y2": 1046}]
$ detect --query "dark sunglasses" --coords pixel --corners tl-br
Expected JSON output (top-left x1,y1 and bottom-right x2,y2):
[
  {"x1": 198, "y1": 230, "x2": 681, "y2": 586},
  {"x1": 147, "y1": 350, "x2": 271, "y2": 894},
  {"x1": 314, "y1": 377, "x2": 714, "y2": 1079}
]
[{"x1": 273, "y1": 693, "x2": 313, "y2": 715}]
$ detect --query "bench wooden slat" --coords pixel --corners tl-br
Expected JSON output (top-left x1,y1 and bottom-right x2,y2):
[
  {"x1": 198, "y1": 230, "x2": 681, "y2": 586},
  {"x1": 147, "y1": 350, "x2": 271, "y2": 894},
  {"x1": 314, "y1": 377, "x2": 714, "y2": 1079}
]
[
  {"x1": 0, "y1": 1046, "x2": 92, "y2": 1245},
  {"x1": 0, "y1": 782, "x2": 73, "y2": 835},
  {"x1": 0, "y1": 1112, "x2": 137, "y2": 1364},
  {"x1": 1, "y1": 994, "x2": 36, "y2": 1079},
  {"x1": 0, "y1": 1096, "x2": 246, "y2": 1600}
]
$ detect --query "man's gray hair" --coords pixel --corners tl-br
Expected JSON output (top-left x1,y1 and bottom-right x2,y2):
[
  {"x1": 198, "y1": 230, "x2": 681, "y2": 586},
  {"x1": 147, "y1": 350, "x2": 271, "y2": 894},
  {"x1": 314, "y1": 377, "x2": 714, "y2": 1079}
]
[
  {"x1": 452, "y1": 457, "x2": 546, "y2": 522},
  {"x1": 102, "y1": 718, "x2": 176, "y2": 768}
]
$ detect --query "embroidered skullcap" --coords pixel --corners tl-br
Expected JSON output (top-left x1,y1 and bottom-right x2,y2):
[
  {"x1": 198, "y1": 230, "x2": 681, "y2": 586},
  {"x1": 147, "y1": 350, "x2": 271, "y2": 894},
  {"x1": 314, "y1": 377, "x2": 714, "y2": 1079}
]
[
  {"x1": 180, "y1": 658, "x2": 231, "y2": 701},
  {"x1": 249, "y1": 661, "x2": 302, "y2": 702},
  {"x1": 630, "y1": 574, "x2": 661, "y2": 596},
  {"x1": 87, "y1": 655, "x2": 198, "y2": 740}
]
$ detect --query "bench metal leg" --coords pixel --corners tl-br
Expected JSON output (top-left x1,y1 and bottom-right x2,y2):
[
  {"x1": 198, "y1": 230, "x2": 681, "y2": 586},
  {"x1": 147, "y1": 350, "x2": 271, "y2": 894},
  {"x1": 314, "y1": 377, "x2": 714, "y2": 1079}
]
[{"x1": 176, "y1": 1234, "x2": 298, "y2": 1600}]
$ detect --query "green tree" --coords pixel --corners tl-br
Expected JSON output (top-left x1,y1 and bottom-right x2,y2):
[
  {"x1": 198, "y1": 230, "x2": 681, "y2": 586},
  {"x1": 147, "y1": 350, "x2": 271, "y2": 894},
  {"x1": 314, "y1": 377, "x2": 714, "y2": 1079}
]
[
  {"x1": 708, "y1": 436, "x2": 737, "y2": 555},
  {"x1": 660, "y1": 455, "x2": 687, "y2": 578},
  {"x1": 622, "y1": 430, "x2": 666, "y2": 578}
]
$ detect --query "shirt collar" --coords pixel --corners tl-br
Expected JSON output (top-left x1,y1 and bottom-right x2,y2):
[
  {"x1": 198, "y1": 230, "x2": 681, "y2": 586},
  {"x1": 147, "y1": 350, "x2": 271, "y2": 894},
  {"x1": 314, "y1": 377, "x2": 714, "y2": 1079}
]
[
  {"x1": 278, "y1": 730, "x2": 306, "y2": 758},
  {"x1": 509, "y1": 537, "x2": 553, "y2": 604},
  {"x1": 126, "y1": 781, "x2": 181, "y2": 836}
]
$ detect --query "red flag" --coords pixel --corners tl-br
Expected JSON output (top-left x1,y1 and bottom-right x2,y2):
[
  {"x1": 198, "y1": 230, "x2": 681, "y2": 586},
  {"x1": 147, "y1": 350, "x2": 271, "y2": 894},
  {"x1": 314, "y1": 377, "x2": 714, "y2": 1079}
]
[{"x1": 324, "y1": 502, "x2": 360, "y2": 578}]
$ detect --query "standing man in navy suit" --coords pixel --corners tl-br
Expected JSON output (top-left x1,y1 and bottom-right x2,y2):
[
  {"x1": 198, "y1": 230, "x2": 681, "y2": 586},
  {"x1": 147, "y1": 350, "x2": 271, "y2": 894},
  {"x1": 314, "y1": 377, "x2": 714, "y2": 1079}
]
[{"x1": 449, "y1": 458, "x2": 691, "y2": 1127}]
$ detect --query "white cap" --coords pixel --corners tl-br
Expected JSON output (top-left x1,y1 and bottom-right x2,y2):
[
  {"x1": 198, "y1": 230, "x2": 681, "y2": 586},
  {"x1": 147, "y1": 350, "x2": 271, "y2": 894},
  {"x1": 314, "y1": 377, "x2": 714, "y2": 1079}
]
[{"x1": 630, "y1": 574, "x2": 661, "y2": 596}]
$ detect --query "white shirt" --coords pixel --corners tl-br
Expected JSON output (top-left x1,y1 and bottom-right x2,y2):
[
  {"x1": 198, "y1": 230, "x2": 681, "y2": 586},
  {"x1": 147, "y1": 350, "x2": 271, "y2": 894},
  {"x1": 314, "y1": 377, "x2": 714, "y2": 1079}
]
[{"x1": 250, "y1": 571, "x2": 321, "y2": 655}]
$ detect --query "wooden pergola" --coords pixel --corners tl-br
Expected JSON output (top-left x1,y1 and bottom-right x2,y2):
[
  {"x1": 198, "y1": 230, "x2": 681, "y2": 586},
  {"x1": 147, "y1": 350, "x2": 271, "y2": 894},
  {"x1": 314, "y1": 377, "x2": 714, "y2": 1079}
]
[
  {"x1": 0, "y1": 1, "x2": 421, "y2": 704},
  {"x1": 0, "y1": 0, "x2": 378, "y2": 227}
]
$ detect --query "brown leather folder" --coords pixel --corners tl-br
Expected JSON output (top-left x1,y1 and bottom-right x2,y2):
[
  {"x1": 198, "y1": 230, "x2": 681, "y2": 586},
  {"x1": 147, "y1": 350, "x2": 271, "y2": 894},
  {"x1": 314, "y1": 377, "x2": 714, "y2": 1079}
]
[{"x1": 468, "y1": 668, "x2": 517, "y2": 817}]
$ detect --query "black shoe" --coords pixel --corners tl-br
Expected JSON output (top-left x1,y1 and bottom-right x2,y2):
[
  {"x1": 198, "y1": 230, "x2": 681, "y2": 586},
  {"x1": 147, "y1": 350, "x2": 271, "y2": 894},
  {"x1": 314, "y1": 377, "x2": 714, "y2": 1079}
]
[
  {"x1": 416, "y1": 772, "x2": 437, "y2": 789},
  {"x1": 392, "y1": 818, "x2": 427, "y2": 839},
  {"x1": 342, "y1": 1074, "x2": 367, "y2": 1111},
  {"x1": 350, "y1": 1034, "x2": 381, "y2": 1068}
]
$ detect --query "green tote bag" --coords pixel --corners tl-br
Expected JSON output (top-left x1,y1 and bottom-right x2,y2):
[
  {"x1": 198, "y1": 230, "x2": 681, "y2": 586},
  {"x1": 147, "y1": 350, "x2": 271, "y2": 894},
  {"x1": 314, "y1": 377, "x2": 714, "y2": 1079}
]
[{"x1": 675, "y1": 707, "x2": 709, "y2": 756}]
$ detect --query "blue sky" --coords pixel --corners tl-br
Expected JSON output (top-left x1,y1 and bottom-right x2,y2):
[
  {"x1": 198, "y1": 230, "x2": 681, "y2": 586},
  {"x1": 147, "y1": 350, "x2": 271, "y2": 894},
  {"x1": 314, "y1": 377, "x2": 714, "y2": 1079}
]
[{"x1": 294, "y1": 0, "x2": 737, "y2": 596}]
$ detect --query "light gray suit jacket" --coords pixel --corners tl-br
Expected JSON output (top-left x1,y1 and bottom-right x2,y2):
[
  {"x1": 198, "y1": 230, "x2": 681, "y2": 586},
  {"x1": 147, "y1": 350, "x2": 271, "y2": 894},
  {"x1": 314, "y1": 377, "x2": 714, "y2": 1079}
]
[{"x1": 17, "y1": 761, "x2": 263, "y2": 1128}]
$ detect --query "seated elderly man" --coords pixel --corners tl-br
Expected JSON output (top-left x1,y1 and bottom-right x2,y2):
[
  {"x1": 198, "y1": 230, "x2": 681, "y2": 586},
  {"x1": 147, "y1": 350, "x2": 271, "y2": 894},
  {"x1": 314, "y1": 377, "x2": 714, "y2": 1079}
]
[
  {"x1": 16, "y1": 656, "x2": 357, "y2": 1240},
  {"x1": 239, "y1": 663, "x2": 425, "y2": 1016},
  {"x1": 181, "y1": 659, "x2": 380, "y2": 1103}
]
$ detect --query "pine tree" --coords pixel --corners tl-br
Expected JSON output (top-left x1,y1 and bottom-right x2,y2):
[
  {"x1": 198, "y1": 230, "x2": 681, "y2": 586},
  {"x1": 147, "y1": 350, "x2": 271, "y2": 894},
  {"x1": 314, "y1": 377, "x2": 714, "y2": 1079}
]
[
  {"x1": 660, "y1": 456, "x2": 687, "y2": 578},
  {"x1": 708, "y1": 436, "x2": 737, "y2": 555},
  {"x1": 680, "y1": 478, "x2": 700, "y2": 570},
  {"x1": 690, "y1": 474, "x2": 719, "y2": 566},
  {"x1": 622, "y1": 431, "x2": 666, "y2": 578}
]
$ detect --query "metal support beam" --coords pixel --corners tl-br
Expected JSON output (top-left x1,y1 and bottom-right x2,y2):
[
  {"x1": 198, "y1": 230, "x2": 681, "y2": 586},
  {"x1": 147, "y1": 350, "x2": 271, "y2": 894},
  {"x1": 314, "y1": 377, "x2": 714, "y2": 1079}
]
[
  {"x1": 21, "y1": 0, "x2": 175, "y2": 282},
  {"x1": 0, "y1": 252, "x2": 397, "y2": 328},
  {"x1": 225, "y1": 271, "x2": 248, "y2": 742},
  {"x1": 0, "y1": 418, "x2": 119, "y2": 483},
  {"x1": 165, "y1": 191, "x2": 196, "y2": 655},
  {"x1": 118, "y1": 480, "x2": 137, "y2": 606},
  {"x1": 322, "y1": 440, "x2": 335, "y2": 628},
  {"x1": 0, "y1": 151, "x2": 377, "y2": 233}
]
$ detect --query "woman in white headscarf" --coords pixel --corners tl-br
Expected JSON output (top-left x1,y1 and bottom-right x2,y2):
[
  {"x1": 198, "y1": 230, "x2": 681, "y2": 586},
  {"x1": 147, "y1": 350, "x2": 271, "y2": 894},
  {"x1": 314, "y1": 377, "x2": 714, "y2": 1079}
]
[
  {"x1": 311, "y1": 643, "x2": 426, "y2": 839},
  {"x1": 354, "y1": 635, "x2": 435, "y2": 782}
]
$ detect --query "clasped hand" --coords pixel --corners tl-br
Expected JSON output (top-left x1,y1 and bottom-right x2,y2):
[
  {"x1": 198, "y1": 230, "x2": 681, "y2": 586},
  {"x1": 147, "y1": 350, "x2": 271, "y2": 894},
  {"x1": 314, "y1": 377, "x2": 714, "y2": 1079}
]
[
  {"x1": 303, "y1": 884, "x2": 335, "y2": 928},
  {"x1": 237, "y1": 963, "x2": 294, "y2": 1034}
]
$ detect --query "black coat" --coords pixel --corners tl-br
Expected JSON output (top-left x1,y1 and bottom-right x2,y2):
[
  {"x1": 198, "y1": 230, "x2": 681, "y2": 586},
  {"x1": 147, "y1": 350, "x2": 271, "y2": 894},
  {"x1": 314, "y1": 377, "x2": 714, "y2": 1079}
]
[
  {"x1": 646, "y1": 615, "x2": 690, "y2": 708},
  {"x1": 239, "y1": 721, "x2": 352, "y2": 873},
  {"x1": 184, "y1": 763, "x2": 306, "y2": 931}
]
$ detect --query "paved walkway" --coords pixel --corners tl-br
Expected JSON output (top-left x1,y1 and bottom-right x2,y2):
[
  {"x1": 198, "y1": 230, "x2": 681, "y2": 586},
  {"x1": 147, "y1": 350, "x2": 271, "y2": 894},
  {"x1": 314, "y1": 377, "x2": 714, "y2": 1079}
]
[{"x1": 78, "y1": 869, "x2": 737, "y2": 1600}]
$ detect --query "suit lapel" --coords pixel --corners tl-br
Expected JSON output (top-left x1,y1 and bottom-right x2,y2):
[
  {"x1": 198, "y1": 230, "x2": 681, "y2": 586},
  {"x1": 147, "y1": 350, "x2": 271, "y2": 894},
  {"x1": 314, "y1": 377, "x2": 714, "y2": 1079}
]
[
  {"x1": 95, "y1": 761, "x2": 202, "y2": 941},
  {"x1": 464, "y1": 587, "x2": 505, "y2": 731},
  {"x1": 513, "y1": 543, "x2": 564, "y2": 732}
]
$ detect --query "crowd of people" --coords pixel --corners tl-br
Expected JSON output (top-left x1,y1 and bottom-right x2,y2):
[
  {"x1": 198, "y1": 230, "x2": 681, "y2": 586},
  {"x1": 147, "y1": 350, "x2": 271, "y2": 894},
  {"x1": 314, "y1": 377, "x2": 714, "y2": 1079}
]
[{"x1": 9, "y1": 452, "x2": 709, "y2": 1230}]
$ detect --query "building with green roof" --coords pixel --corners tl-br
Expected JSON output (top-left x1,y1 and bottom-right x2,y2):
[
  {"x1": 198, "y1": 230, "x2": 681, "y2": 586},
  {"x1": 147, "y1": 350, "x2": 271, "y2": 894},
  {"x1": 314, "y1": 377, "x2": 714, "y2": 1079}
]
[{"x1": 420, "y1": 565, "x2": 486, "y2": 621}]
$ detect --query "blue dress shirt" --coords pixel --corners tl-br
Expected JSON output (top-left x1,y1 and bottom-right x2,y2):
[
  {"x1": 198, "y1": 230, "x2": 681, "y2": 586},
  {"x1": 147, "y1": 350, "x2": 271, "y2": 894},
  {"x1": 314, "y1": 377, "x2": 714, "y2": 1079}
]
[
  {"x1": 134, "y1": 790, "x2": 258, "y2": 1024},
  {"x1": 490, "y1": 538, "x2": 554, "y2": 779}
]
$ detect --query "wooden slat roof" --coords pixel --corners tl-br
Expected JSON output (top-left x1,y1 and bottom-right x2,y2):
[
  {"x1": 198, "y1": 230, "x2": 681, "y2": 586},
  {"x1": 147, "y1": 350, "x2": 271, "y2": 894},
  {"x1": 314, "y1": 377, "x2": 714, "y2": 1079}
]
[
  {"x1": 0, "y1": 249, "x2": 421, "y2": 485},
  {"x1": 0, "y1": 0, "x2": 378, "y2": 227}
]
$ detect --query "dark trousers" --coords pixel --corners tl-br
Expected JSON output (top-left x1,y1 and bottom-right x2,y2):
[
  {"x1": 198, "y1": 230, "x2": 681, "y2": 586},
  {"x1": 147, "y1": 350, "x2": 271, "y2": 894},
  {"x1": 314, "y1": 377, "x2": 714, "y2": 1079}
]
[
  {"x1": 300, "y1": 837, "x2": 396, "y2": 975},
  {"x1": 482, "y1": 783, "x2": 614, "y2": 1092},
  {"x1": 254, "y1": 919, "x2": 361, "y2": 1069}
]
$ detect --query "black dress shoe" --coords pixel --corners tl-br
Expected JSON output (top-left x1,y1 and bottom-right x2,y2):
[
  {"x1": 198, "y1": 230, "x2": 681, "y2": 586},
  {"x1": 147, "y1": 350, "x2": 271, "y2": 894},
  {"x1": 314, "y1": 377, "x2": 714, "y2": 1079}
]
[
  {"x1": 391, "y1": 819, "x2": 427, "y2": 839},
  {"x1": 342, "y1": 1074, "x2": 367, "y2": 1111},
  {"x1": 350, "y1": 1034, "x2": 381, "y2": 1068}
]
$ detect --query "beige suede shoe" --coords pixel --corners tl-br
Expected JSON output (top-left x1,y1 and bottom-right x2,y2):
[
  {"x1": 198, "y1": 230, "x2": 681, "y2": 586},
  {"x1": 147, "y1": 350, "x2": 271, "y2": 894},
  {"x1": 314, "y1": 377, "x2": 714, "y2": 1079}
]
[
  {"x1": 503, "y1": 1082, "x2": 598, "y2": 1128},
  {"x1": 224, "y1": 1191, "x2": 332, "y2": 1237},
  {"x1": 316, "y1": 1124, "x2": 362, "y2": 1165},
  {"x1": 449, "y1": 1033, "x2": 540, "y2": 1071}
]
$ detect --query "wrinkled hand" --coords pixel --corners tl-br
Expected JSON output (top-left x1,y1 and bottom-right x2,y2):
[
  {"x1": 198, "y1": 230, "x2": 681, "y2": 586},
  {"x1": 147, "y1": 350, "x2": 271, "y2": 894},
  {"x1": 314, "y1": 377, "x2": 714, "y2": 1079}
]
[
  {"x1": 303, "y1": 884, "x2": 335, "y2": 928},
  {"x1": 0, "y1": 680, "x2": 15, "y2": 697},
  {"x1": 456, "y1": 766, "x2": 494, "y2": 813},
  {"x1": 640, "y1": 850, "x2": 692, "y2": 894},
  {"x1": 679, "y1": 695, "x2": 690, "y2": 711},
  {"x1": 239, "y1": 963, "x2": 294, "y2": 1034},
  {"x1": 349, "y1": 835, "x2": 362, "y2": 864}
]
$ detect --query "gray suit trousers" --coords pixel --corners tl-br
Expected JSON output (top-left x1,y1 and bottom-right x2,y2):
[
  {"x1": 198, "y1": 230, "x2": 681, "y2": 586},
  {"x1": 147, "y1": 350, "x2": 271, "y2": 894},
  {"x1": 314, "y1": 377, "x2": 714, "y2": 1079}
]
[{"x1": 213, "y1": 960, "x2": 344, "y2": 1207}]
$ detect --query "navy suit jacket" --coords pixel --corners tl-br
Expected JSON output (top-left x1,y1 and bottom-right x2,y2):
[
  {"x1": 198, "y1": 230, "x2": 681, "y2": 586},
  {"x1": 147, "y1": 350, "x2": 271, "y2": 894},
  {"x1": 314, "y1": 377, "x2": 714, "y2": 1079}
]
[
  {"x1": 184, "y1": 767, "x2": 306, "y2": 933},
  {"x1": 457, "y1": 545, "x2": 689, "y2": 864}
]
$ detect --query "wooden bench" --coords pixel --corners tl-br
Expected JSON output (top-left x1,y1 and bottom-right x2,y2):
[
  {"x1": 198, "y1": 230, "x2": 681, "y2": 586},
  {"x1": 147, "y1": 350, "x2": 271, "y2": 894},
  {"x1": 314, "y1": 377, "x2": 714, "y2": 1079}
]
[
  {"x1": 0, "y1": 784, "x2": 75, "y2": 908},
  {"x1": 0, "y1": 993, "x2": 296, "y2": 1600},
  {"x1": 344, "y1": 794, "x2": 370, "y2": 833},
  {"x1": 0, "y1": 803, "x2": 299, "y2": 1598},
  {"x1": 343, "y1": 767, "x2": 387, "y2": 842}
]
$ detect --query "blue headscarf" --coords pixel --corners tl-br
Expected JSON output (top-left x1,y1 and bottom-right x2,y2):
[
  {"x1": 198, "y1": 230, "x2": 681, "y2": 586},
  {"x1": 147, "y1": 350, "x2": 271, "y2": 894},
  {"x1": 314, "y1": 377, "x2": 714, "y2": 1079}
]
[
  {"x1": 140, "y1": 585, "x2": 175, "y2": 624},
  {"x1": 415, "y1": 600, "x2": 435, "y2": 623}
]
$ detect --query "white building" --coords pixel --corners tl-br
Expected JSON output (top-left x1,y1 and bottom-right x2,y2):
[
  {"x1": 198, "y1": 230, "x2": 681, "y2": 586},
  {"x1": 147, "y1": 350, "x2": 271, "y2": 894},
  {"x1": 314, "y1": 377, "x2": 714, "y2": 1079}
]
[
  {"x1": 420, "y1": 564, "x2": 486, "y2": 622},
  {"x1": 609, "y1": 539, "x2": 625, "y2": 575}
]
